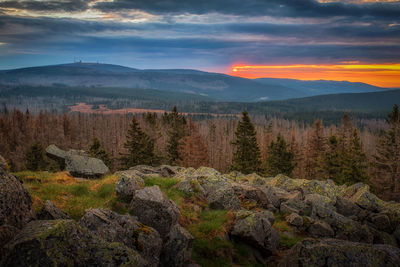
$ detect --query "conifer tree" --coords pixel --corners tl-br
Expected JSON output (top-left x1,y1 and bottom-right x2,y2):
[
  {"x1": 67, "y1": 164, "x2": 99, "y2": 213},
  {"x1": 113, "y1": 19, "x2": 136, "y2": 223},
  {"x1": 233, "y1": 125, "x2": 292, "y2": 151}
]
[
  {"x1": 288, "y1": 131, "x2": 304, "y2": 179},
  {"x1": 374, "y1": 104, "x2": 400, "y2": 198},
  {"x1": 166, "y1": 106, "x2": 186, "y2": 164},
  {"x1": 177, "y1": 119, "x2": 209, "y2": 168},
  {"x1": 322, "y1": 135, "x2": 342, "y2": 182},
  {"x1": 89, "y1": 137, "x2": 112, "y2": 168},
  {"x1": 338, "y1": 113, "x2": 353, "y2": 143},
  {"x1": 120, "y1": 116, "x2": 156, "y2": 168},
  {"x1": 341, "y1": 129, "x2": 368, "y2": 184},
  {"x1": 25, "y1": 142, "x2": 48, "y2": 171},
  {"x1": 264, "y1": 133, "x2": 296, "y2": 176},
  {"x1": 305, "y1": 120, "x2": 326, "y2": 180},
  {"x1": 231, "y1": 110, "x2": 262, "y2": 174}
]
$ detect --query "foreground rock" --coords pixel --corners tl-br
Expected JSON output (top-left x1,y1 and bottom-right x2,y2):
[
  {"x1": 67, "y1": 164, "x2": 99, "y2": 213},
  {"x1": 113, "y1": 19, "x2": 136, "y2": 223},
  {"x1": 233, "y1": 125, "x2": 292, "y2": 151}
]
[
  {"x1": 130, "y1": 165, "x2": 179, "y2": 178},
  {"x1": 130, "y1": 186, "x2": 180, "y2": 239},
  {"x1": 286, "y1": 213, "x2": 303, "y2": 227},
  {"x1": 0, "y1": 155, "x2": 35, "y2": 254},
  {"x1": 115, "y1": 170, "x2": 145, "y2": 202},
  {"x1": 230, "y1": 210, "x2": 279, "y2": 254},
  {"x1": 65, "y1": 154, "x2": 109, "y2": 178},
  {"x1": 45, "y1": 144, "x2": 67, "y2": 168},
  {"x1": 46, "y1": 145, "x2": 109, "y2": 178},
  {"x1": 175, "y1": 167, "x2": 241, "y2": 210},
  {"x1": 0, "y1": 225, "x2": 19, "y2": 251},
  {"x1": 280, "y1": 238, "x2": 400, "y2": 267},
  {"x1": 80, "y1": 209, "x2": 162, "y2": 266},
  {"x1": 36, "y1": 200, "x2": 70, "y2": 220},
  {"x1": 1, "y1": 220, "x2": 146, "y2": 266},
  {"x1": 0, "y1": 155, "x2": 35, "y2": 229},
  {"x1": 161, "y1": 224, "x2": 194, "y2": 267},
  {"x1": 232, "y1": 183, "x2": 271, "y2": 209}
]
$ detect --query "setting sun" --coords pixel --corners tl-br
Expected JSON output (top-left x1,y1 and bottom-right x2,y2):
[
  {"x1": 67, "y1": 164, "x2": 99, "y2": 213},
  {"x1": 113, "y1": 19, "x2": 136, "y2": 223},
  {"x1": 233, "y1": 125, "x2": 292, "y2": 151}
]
[{"x1": 229, "y1": 63, "x2": 400, "y2": 88}]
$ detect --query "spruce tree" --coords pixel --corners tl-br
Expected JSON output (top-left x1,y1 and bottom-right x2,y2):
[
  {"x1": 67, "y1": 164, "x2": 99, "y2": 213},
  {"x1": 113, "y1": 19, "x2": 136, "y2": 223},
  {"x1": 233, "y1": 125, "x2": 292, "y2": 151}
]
[
  {"x1": 322, "y1": 135, "x2": 343, "y2": 182},
  {"x1": 374, "y1": 104, "x2": 400, "y2": 198},
  {"x1": 305, "y1": 120, "x2": 326, "y2": 180},
  {"x1": 89, "y1": 137, "x2": 112, "y2": 168},
  {"x1": 25, "y1": 142, "x2": 48, "y2": 171},
  {"x1": 166, "y1": 106, "x2": 186, "y2": 164},
  {"x1": 231, "y1": 110, "x2": 262, "y2": 174},
  {"x1": 264, "y1": 133, "x2": 296, "y2": 176},
  {"x1": 120, "y1": 116, "x2": 156, "y2": 168},
  {"x1": 341, "y1": 129, "x2": 368, "y2": 184}
]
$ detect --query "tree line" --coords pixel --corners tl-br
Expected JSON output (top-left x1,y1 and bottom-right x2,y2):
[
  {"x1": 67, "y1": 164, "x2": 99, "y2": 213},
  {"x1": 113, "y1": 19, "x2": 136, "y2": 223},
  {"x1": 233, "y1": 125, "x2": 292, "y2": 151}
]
[{"x1": 0, "y1": 106, "x2": 398, "y2": 201}]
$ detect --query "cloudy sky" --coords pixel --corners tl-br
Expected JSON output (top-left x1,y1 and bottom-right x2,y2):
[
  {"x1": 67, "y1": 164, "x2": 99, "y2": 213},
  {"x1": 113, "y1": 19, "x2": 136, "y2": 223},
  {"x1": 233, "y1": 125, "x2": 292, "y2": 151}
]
[{"x1": 0, "y1": 0, "x2": 400, "y2": 86}]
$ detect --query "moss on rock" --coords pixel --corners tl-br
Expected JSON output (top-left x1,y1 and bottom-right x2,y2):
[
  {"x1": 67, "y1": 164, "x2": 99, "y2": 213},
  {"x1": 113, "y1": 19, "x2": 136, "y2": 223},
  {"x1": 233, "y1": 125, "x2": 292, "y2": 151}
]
[{"x1": 1, "y1": 220, "x2": 145, "y2": 266}]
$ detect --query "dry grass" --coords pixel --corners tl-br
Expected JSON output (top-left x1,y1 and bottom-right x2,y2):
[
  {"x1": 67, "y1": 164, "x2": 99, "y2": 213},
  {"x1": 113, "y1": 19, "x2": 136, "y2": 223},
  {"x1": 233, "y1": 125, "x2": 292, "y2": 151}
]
[{"x1": 14, "y1": 171, "x2": 126, "y2": 220}]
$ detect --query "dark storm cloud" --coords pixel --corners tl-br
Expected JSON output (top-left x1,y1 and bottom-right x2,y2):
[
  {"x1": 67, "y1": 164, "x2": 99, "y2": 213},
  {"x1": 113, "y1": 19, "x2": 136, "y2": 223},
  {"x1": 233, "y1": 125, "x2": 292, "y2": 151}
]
[
  {"x1": 3, "y1": 19, "x2": 400, "y2": 64},
  {"x1": 94, "y1": 0, "x2": 400, "y2": 19},
  {"x1": 2, "y1": 15, "x2": 398, "y2": 46},
  {"x1": 0, "y1": 16, "x2": 138, "y2": 38},
  {"x1": 226, "y1": 21, "x2": 400, "y2": 40},
  {"x1": 0, "y1": 0, "x2": 89, "y2": 12},
  {"x1": 1, "y1": 0, "x2": 400, "y2": 70}
]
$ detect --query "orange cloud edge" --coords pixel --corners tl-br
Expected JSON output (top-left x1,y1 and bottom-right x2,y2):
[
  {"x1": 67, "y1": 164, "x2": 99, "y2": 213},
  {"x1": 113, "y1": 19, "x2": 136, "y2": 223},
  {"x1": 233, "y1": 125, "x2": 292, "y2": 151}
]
[{"x1": 228, "y1": 63, "x2": 400, "y2": 88}]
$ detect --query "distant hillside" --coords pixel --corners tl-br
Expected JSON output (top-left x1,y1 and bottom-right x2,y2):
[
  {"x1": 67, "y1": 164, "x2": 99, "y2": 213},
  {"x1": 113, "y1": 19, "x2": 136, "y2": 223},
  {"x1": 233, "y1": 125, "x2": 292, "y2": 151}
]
[
  {"x1": 4, "y1": 63, "x2": 386, "y2": 102},
  {"x1": 1, "y1": 84, "x2": 399, "y2": 123},
  {"x1": 254, "y1": 78, "x2": 385, "y2": 97},
  {"x1": 198, "y1": 89, "x2": 400, "y2": 123},
  {"x1": 0, "y1": 84, "x2": 212, "y2": 102},
  {"x1": 1, "y1": 63, "x2": 398, "y2": 123},
  {"x1": 0, "y1": 63, "x2": 302, "y2": 102},
  {"x1": 0, "y1": 84, "x2": 215, "y2": 113}
]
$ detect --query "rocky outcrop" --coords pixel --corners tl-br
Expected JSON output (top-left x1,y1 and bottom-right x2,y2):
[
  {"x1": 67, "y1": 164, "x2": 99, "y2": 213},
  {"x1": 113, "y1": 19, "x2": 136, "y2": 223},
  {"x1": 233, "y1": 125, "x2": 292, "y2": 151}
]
[
  {"x1": 130, "y1": 186, "x2": 180, "y2": 240},
  {"x1": 65, "y1": 154, "x2": 110, "y2": 178},
  {"x1": 308, "y1": 220, "x2": 334, "y2": 237},
  {"x1": 280, "y1": 191, "x2": 308, "y2": 215},
  {"x1": 45, "y1": 145, "x2": 109, "y2": 178},
  {"x1": 130, "y1": 165, "x2": 179, "y2": 178},
  {"x1": 0, "y1": 155, "x2": 35, "y2": 229},
  {"x1": 2, "y1": 160, "x2": 400, "y2": 265},
  {"x1": 1, "y1": 220, "x2": 147, "y2": 266},
  {"x1": 232, "y1": 183, "x2": 271, "y2": 209},
  {"x1": 335, "y1": 195, "x2": 362, "y2": 218},
  {"x1": 115, "y1": 170, "x2": 144, "y2": 202},
  {"x1": 286, "y1": 213, "x2": 303, "y2": 227},
  {"x1": 230, "y1": 210, "x2": 279, "y2": 254},
  {"x1": 0, "y1": 155, "x2": 35, "y2": 256},
  {"x1": 36, "y1": 200, "x2": 70, "y2": 220},
  {"x1": 161, "y1": 224, "x2": 194, "y2": 267},
  {"x1": 261, "y1": 185, "x2": 292, "y2": 209},
  {"x1": 175, "y1": 167, "x2": 241, "y2": 210},
  {"x1": 79, "y1": 209, "x2": 162, "y2": 266},
  {"x1": 349, "y1": 184, "x2": 384, "y2": 212},
  {"x1": 0, "y1": 225, "x2": 19, "y2": 251},
  {"x1": 45, "y1": 144, "x2": 67, "y2": 168},
  {"x1": 280, "y1": 238, "x2": 400, "y2": 267}
]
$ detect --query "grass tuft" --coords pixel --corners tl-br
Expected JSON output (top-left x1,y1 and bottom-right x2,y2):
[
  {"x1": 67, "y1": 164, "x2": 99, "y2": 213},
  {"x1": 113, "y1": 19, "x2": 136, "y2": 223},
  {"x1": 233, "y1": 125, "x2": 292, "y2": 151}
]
[
  {"x1": 97, "y1": 184, "x2": 115, "y2": 198},
  {"x1": 273, "y1": 213, "x2": 304, "y2": 249},
  {"x1": 14, "y1": 171, "x2": 125, "y2": 220},
  {"x1": 144, "y1": 176, "x2": 186, "y2": 204},
  {"x1": 68, "y1": 184, "x2": 89, "y2": 197}
]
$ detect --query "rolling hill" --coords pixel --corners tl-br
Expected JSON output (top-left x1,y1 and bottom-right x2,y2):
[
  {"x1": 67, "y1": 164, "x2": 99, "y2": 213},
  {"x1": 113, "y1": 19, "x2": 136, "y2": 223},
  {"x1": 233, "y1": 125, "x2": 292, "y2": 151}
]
[
  {"x1": 0, "y1": 63, "x2": 301, "y2": 102},
  {"x1": 255, "y1": 78, "x2": 385, "y2": 97},
  {"x1": 0, "y1": 63, "x2": 386, "y2": 102}
]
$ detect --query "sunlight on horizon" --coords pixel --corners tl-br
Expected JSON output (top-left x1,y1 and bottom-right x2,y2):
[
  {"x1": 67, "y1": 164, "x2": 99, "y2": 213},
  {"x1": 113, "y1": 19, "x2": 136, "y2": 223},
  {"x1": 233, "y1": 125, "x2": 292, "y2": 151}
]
[{"x1": 229, "y1": 63, "x2": 400, "y2": 88}]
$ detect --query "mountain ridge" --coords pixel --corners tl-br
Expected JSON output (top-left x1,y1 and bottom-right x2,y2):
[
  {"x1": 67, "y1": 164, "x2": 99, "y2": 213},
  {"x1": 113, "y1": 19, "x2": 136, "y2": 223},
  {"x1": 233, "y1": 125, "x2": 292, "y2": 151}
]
[{"x1": 0, "y1": 63, "x2": 386, "y2": 102}]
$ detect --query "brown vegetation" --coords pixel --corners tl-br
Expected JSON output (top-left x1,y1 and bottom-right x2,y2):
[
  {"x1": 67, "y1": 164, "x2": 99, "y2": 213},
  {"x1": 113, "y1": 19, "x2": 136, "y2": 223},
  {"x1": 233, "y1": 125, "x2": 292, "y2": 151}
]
[{"x1": 0, "y1": 108, "x2": 398, "y2": 201}]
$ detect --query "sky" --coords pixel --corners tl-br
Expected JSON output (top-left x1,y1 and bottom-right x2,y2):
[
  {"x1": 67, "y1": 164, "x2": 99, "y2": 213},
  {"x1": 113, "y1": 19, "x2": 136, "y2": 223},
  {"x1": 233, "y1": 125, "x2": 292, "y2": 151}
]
[{"x1": 0, "y1": 0, "x2": 400, "y2": 87}]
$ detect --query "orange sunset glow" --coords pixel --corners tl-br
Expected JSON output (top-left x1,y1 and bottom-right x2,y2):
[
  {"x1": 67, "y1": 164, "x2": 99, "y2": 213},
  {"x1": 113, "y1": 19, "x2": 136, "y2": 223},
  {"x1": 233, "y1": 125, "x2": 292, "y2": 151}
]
[{"x1": 229, "y1": 63, "x2": 400, "y2": 88}]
